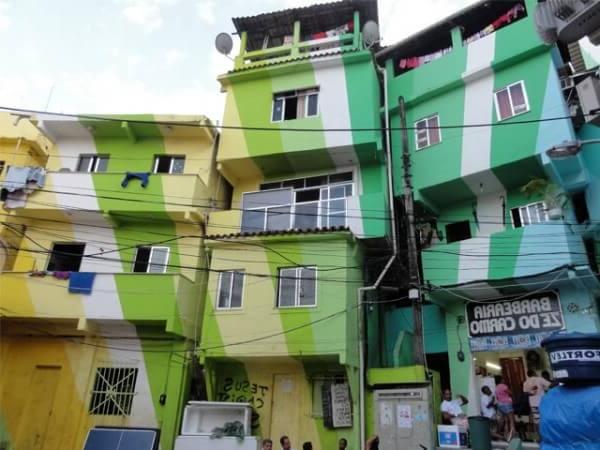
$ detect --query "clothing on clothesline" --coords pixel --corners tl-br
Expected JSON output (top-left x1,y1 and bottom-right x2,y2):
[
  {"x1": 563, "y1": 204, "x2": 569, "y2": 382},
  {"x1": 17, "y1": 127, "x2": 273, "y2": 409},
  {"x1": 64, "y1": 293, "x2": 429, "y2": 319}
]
[
  {"x1": 1, "y1": 166, "x2": 47, "y2": 209},
  {"x1": 121, "y1": 172, "x2": 151, "y2": 188},
  {"x1": 68, "y1": 272, "x2": 96, "y2": 295}
]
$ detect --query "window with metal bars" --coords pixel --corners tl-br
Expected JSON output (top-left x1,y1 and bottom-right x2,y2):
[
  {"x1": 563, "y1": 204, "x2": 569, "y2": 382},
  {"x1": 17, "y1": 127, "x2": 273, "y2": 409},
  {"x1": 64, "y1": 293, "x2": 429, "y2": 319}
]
[{"x1": 89, "y1": 367, "x2": 138, "y2": 416}]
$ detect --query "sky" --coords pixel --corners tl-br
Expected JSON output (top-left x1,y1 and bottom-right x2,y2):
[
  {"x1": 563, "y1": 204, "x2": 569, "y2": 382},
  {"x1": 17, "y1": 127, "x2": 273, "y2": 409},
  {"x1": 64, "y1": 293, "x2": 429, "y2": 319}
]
[{"x1": 1, "y1": 0, "x2": 596, "y2": 123}]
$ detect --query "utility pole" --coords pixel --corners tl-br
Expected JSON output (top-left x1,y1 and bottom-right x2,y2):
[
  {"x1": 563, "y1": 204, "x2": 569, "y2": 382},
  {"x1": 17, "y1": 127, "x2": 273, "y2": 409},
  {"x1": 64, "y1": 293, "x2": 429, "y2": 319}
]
[{"x1": 399, "y1": 96, "x2": 425, "y2": 366}]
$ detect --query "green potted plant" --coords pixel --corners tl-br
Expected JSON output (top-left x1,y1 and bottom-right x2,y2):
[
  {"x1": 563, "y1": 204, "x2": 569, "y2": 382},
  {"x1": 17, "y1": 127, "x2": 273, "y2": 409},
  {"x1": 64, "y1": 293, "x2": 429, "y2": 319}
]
[{"x1": 520, "y1": 177, "x2": 569, "y2": 220}]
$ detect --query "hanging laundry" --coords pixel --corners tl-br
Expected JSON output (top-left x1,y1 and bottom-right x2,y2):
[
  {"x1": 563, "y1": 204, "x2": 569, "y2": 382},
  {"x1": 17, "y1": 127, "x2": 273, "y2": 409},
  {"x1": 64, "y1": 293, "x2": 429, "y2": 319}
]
[
  {"x1": 121, "y1": 172, "x2": 150, "y2": 188},
  {"x1": 397, "y1": 47, "x2": 452, "y2": 70},
  {"x1": 68, "y1": 272, "x2": 96, "y2": 295},
  {"x1": 1, "y1": 166, "x2": 47, "y2": 209},
  {"x1": 463, "y1": 4, "x2": 526, "y2": 45}
]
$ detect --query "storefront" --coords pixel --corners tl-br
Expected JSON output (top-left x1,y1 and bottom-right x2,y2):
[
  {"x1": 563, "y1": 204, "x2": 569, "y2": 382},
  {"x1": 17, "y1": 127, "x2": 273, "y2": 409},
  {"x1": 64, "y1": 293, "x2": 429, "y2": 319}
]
[{"x1": 463, "y1": 290, "x2": 585, "y2": 441}]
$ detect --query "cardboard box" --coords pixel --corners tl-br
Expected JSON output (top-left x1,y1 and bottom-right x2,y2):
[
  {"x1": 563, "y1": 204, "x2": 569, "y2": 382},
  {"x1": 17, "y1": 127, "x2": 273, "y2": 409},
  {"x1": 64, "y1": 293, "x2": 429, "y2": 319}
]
[{"x1": 437, "y1": 425, "x2": 467, "y2": 448}]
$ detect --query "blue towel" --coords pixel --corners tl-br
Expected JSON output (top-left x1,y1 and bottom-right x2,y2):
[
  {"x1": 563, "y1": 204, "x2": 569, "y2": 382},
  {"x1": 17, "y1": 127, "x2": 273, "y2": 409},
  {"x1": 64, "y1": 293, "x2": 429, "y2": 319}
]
[
  {"x1": 68, "y1": 272, "x2": 96, "y2": 295},
  {"x1": 121, "y1": 172, "x2": 150, "y2": 188}
]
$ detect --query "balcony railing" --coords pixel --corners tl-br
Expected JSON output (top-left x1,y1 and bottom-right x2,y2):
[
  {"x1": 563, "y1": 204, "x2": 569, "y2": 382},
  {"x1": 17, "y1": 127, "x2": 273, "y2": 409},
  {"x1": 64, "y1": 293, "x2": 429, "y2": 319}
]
[
  {"x1": 0, "y1": 272, "x2": 197, "y2": 337},
  {"x1": 234, "y1": 13, "x2": 360, "y2": 70},
  {"x1": 18, "y1": 171, "x2": 209, "y2": 221}
]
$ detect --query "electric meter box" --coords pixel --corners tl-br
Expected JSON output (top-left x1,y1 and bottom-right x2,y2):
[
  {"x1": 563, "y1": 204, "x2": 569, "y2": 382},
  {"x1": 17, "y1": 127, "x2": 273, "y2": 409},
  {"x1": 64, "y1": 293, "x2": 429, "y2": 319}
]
[
  {"x1": 180, "y1": 401, "x2": 252, "y2": 436},
  {"x1": 374, "y1": 385, "x2": 435, "y2": 450}
]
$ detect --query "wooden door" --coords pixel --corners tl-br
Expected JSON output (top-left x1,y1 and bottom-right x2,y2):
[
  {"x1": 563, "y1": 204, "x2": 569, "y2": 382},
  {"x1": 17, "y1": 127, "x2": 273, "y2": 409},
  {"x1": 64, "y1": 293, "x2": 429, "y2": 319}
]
[
  {"x1": 270, "y1": 374, "x2": 301, "y2": 447},
  {"x1": 500, "y1": 357, "x2": 526, "y2": 399},
  {"x1": 15, "y1": 366, "x2": 61, "y2": 450}
]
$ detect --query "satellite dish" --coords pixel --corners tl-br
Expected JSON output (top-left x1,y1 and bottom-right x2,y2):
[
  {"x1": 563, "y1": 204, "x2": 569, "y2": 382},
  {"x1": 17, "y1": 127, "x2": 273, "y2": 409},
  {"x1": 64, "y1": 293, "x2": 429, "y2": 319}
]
[
  {"x1": 215, "y1": 32, "x2": 233, "y2": 56},
  {"x1": 362, "y1": 21, "x2": 380, "y2": 48}
]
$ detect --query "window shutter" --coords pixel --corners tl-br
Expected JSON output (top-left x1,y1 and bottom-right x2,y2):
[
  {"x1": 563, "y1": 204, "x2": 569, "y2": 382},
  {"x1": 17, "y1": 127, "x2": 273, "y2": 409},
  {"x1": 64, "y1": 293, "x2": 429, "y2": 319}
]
[{"x1": 148, "y1": 247, "x2": 169, "y2": 273}]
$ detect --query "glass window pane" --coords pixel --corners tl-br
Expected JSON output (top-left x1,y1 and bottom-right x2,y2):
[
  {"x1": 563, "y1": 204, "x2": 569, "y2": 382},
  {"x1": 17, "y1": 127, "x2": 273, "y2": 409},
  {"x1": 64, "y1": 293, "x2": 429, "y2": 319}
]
[
  {"x1": 299, "y1": 268, "x2": 316, "y2": 306},
  {"x1": 231, "y1": 272, "x2": 244, "y2": 308},
  {"x1": 133, "y1": 246, "x2": 151, "y2": 273},
  {"x1": 278, "y1": 269, "x2": 296, "y2": 307},
  {"x1": 154, "y1": 156, "x2": 171, "y2": 173},
  {"x1": 328, "y1": 213, "x2": 345, "y2": 227},
  {"x1": 307, "y1": 94, "x2": 318, "y2": 116},
  {"x1": 282, "y1": 178, "x2": 305, "y2": 189},
  {"x1": 241, "y1": 209, "x2": 266, "y2": 232},
  {"x1": 537, "y1": 203, "x2": 548, "y2": 222},
  {"x1": 218, "y1": 272, "x2": 232, "y2": 308},
  {"x1": 415, "y1": 120, "x2": 427, "y2": 130},
  {"x1": 428, "y1": 116, "x2": 441, "y2": 145},
  {"x1": 330, "y1": 186, "x2": 345, "y2": 198},
  {"x1": 297, "y1": 95, "x2": 306, "y2": 119},
  {"x1": 77, "y1": 156, "x2": 92, "y2": 172},
  {"x1": 242, "y1": 189, "x2": 292, "y2": 209},
  {"x1": 344, "y1": 184, "x2": 353, "y2": 196},
  {"x1": 272, "y1": 98, "x2": 284, "y2": 121},
  {"x1": 171, "y1": 157, "x2": 185, "y2": 174},
  {"x1": 496, "y1": 89, "x2": 512, "y2": 120},
  {"x1": 328, "y1": 172, "x2": 352, "y2": 183},
  {"x1": 328, "y1": 199, "x2": 345, "y2": 214},
  {"x1": 149, "y1": 247, "x2": 169, "y2": 273},
  {"x1": 306, "y1": 175, "x2": 327, "y2": 187},
  {"x1": 520, "y1": 206, "x2": 530, "y2": 226},
  {"x1": 528, "y1": 204, "x2": 540, "y2": 223},
  {"x1": 509, "y1": 83, "x2": 526, "y2": 111},
  {"x1": 266, "y1": 206, "x2": 291, "y2": 231},
  {"x1": 294, "y1": 202, "x2": 318, "y2": 229},
  {"x1": 95, "y1": 156, "x2": 109, "y2": 172},
  {"x1": 296, "y1": 189, "x2": 320, "y2": 202}
]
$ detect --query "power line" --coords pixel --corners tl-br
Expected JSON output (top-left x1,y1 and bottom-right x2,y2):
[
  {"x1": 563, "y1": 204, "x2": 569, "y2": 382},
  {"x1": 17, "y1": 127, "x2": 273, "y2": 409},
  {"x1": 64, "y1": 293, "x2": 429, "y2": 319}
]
[{"x1": 0, "y1": 106, "x2": 580, "y2": 132}]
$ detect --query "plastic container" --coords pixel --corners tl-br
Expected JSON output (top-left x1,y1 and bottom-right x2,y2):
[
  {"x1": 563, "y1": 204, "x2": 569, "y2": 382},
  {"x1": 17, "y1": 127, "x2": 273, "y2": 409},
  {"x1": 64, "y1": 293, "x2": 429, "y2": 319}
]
[
  {"x1": 468, "y1": 417, "x2": 491, "y2": 450},
  {"x1": 437, "y1": 425, "x2": 467, "y2": 448},
  {"x1": 180, "y1": 401, "x2": 252, "y2": 436},
  {"x1": 541, "y1": 332, "x2": 600, "y2": 383}
]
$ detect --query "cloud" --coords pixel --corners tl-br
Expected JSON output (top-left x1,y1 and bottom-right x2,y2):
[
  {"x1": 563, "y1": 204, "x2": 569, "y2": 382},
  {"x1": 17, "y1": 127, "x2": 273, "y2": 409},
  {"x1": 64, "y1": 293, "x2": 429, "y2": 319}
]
[
  {"x1": 165, "y1": 48, "x2": 188, "y2": 65},
  {"x1": 197, "y1": 0, "x2": 216, "y2": 25},
  {"x1": 0, "y1": 0, "x2": 11, "y2": 31},
  {"x1": 119, "y1": 0, "x2": 178, "y2": 33}
]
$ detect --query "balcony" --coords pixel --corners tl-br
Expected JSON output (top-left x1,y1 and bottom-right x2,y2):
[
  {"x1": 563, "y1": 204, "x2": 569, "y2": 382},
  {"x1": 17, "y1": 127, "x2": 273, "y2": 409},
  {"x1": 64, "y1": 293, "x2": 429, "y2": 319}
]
[
  {"x1": 421, "y1": 220, "x2": 592, "y2": 304},
  {"x1": 206, "y1": 191, "x2": 387, "y2": 239},
  {"x1": 229, "y1": 1, "x2": 377, "y2": 72},
  {"x1": 0, "y1": 272, "x2": 198, "y2": 338},
  {"x1": 18, "y1": 171, "x2": 209, "y2": 222}
]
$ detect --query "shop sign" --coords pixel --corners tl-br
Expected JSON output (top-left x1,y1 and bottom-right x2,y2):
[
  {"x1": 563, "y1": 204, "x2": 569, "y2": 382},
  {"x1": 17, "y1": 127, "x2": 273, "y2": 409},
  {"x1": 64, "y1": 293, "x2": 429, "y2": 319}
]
[
  {"x1": 330, "y1": 383, "x2": 352, "y2": 428},
  {"x1": 466, "y1": 291, "x2": 564, "y2": 338},
  {"x1": 549, "y1": 349, "x2": 600, "y2": 363}
]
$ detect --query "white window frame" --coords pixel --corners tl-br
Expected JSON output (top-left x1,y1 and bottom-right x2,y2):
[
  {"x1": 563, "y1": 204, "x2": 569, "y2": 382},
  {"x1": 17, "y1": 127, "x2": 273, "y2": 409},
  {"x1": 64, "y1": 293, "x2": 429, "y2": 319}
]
[
  {"x1": 271, "y1": 88, "x2": 320, "y2": 123},
  {"x1": 242, "y1": 174, "x2": 353, "y2": 232},
  {"x1": 414, "y1": 114, "x2": 441, "y2": 150},
  {"x1": 132, "y1": 246, "x2": 170, "y2": 273},
  {"x1": 216, "y1": 270, "x2": 245, "y2": 310},
  {"x1": 77, "y1": 154, "x2": 109, "y2": 173},
  {"x1": 277, "y1": 266, "x2": 317, "y2": 308},
  {"x1": 152, "y1": 155, "x2": 185, "y2": 174},
  {"x1": 493, "y1": 81, "x2": 530, "y2": 121},
  {"x1": 512, "y1": 201, "x2": 548, "y2": 228}
]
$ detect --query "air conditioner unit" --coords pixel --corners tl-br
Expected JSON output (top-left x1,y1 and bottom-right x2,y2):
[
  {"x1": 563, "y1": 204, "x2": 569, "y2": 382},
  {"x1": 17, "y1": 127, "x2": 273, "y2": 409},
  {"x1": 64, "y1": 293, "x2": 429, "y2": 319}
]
[{"x1": 576, "y1": 75, "x2": 600, "y2": 125}]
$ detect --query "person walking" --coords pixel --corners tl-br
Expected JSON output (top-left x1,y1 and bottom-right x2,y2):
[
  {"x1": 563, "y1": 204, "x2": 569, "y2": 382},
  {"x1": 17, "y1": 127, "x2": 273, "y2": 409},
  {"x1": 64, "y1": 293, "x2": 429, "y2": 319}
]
[
  {"x1": 262, "y1": 439, "x2": 273, "y2": 450},
  {"x1": 495, "y1": 376, "x2": 516, "y2": 441},
  {"x1": 523, "y1": 369, "x2": 551, "y2": 438}
]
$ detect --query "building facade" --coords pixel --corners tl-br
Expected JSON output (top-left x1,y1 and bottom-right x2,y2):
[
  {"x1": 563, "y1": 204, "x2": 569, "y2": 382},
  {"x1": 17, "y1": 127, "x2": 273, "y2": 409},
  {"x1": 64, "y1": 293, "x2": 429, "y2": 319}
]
[
  {"x1": 199, "y1": 1, "x2": 392, "y2": 449},
  {"x1": 0, "y1": 113, "x2": 222, "y2": 450},
  {"x1": 379, "y1": 0, "x2": 600, "y2": 421}
]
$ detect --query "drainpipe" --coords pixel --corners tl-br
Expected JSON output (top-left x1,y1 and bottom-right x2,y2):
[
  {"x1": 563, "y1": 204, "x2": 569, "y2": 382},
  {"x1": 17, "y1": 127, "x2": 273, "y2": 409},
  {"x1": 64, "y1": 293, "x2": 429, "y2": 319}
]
[{"x1": 356, "y1": 61, "x2": 398, "y2": 449}]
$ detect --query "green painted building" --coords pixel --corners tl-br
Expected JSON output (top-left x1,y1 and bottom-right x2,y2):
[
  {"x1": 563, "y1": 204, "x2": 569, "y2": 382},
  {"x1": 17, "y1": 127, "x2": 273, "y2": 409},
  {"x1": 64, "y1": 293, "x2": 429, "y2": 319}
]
[
  {"x1": 199, "y1": 1, "x2": 396, "y2": 449},
  {"x1": 378, "y1": 0, "x2": 600, "y2": 424}
]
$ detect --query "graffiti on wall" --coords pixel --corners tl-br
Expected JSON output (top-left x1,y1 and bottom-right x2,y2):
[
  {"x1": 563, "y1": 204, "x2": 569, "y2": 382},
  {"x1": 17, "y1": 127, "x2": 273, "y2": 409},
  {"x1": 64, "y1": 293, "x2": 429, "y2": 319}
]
[{"x1": 216, "y1": 377, "x2": 271, "y2": 430}]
